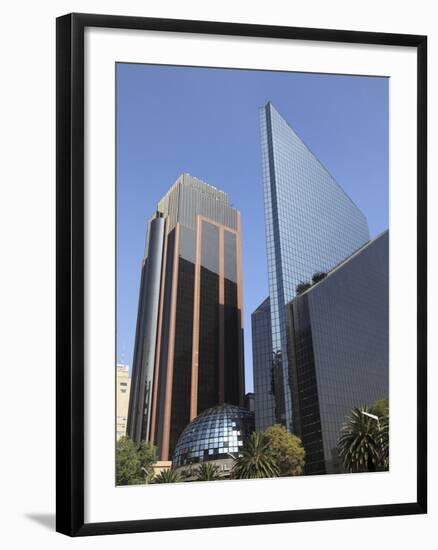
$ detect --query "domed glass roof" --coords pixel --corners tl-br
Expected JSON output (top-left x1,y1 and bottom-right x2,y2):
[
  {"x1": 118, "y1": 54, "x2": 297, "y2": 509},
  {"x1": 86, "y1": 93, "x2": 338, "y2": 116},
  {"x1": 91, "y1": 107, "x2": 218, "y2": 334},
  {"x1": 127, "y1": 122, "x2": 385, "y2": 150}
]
[{"x1": 172, "y1": 404, "x2": 254, "y2": 467}]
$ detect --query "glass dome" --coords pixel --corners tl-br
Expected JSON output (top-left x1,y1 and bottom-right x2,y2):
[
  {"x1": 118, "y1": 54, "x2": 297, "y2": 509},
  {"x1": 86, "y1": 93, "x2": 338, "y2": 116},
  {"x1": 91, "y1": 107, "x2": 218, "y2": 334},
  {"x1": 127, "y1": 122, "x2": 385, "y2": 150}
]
[{"x1": 172, "y1": 404, "x2": 254, "y2": 467}]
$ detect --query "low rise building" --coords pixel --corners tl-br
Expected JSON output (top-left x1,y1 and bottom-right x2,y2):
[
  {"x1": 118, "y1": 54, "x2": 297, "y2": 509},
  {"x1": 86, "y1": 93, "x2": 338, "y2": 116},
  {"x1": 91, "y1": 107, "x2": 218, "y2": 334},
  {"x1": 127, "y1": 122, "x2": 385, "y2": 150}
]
[{"x1": 116, "y1": 364, "x2": 131, "y2": 439}]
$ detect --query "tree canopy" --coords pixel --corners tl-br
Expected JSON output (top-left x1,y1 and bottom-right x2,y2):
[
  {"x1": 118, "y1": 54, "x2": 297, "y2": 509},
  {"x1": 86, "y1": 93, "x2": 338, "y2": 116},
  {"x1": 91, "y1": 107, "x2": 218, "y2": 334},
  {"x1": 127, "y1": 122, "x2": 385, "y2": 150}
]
[
  {"x1": 264, "y1": 424, "x2": 305, "y2": 476},
  {"x1": 371, "y1": 398, "x2": 389, "y2": 418},
  {"x1": 312, "y1": 271, "x2": 327, "y2": 284},
  {"x1": 116, "y1": 437, "x2": 157, "y2": 485},
  {"x1": 296, "y1": 282, "x2": 312, "y2": 295}
]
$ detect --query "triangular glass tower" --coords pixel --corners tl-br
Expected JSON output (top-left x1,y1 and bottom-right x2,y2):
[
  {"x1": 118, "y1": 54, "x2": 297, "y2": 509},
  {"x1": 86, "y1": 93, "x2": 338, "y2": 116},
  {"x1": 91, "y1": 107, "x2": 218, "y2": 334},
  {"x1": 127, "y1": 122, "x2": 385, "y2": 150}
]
[{"x1": 256, "y1": 102, "x2": 370, "y2": 431}]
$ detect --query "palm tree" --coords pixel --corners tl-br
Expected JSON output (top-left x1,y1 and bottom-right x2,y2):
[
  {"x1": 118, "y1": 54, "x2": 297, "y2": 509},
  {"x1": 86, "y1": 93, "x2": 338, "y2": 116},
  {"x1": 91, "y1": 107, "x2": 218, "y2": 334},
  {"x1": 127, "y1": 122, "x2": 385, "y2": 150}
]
[
  {"x1": 376, "y1": 413, "x2": 389, "y2": 470},
  {"x1": 194, "y1": 462, "x2": 221, "y2": 481},
  {"x1": 153, "y1": 468, "x2": 183, "y2": 483},
  {"x1": 371, "y1": 398, "x2": 389, "y2": 470},
  {"x1": 338, "y1": 407, "x2": 384, "y2": 472},
  {"x1": 232, "y1": 432, "x2": 280, "y2": 479}
]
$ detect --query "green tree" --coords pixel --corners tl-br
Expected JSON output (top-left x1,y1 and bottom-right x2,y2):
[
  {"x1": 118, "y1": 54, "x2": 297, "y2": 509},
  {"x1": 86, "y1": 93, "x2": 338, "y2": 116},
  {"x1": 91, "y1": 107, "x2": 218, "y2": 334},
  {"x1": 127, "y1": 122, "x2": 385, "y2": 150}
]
[
  {"x1": 116, "y1": 437, "x2": 142, "y2": 485},
  {"x1": 371, "y1": 398, "x2": 389, "y2": 470},
  {"x1": 311, "y1": 271, "x2": 327, "y2": 284},
  {"x1": 264, "y1": 424, "x2": 305, "y2": 476},
  {"x1": 116, "y1": 437, "x2": 157, "y2": 485},
  {"x1": 194, "y1": 463, "x2": 221, "y2": 481},
  {"x1": 137, "y1": 440, "x2": 157, "y2": 482},
  {"x1": 232, "y1": 432, "x2": 280, "y2": 479},
  {"x1": 153, "y1": 468, "x2": 183, "y2": 483},
  {"x1": 296, "y1": 282, "x2": 311, "y2": 295},
  {"x1": 377, "y1": 413, "x2": 389, "y2": 470},
  {"x1": 371, "y1": 398, "x2": 389, "y2": 418},
  {"x1": 338, "y1": 407, "x2": 385, "y2": 473}
]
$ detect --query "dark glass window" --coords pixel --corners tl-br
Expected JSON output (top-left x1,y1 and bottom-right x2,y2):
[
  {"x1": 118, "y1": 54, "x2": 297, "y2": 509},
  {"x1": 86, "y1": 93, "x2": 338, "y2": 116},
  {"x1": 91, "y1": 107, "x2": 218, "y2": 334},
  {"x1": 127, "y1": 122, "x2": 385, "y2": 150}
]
[
  {"x1": 287, "y1": 294, "x2": 325, "y2": 475},
  {"x1": 169, "y1": 255, "x2": 195, "y2": 457},
  {"x1": 198, "y1": 222, "x2": 219, "y2": 413},
  {"x1": 286, "y1": 232, "x2": 389, "y2": 474},
  {"x1": 223, "y1": 230, "x2": 240, "y2": 405}
]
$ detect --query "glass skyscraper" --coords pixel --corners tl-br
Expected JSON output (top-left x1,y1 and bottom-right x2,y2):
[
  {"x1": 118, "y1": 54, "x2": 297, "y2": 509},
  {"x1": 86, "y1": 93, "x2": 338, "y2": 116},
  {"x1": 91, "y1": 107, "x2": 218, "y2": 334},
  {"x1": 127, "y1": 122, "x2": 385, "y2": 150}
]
[
  {"x1": 256, "y1": 103, "x2": 370, "y2": 430},
  {"x1": 251, "y1": 297, "x2": 276, "y2": 431},
  {"x1": 127, "y1": 174, "x2": 245, "y2": 460},
  {"x1": 286, "y1": 231, "x2": 389, "y2": 474}
]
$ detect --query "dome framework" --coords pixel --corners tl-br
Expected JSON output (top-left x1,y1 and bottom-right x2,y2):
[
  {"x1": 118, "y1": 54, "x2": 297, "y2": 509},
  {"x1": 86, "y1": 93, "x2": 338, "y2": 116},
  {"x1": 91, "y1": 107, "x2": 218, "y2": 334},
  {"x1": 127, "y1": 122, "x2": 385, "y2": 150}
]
[{"x1": 172, "y1": 404, "x2": 254, "y2": 471}]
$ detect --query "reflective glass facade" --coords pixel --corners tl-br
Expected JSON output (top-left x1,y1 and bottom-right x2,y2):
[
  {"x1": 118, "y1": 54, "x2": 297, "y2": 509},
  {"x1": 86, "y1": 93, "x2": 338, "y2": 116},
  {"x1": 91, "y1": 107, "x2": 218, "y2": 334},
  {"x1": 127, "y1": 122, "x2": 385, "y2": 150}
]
[
  {"x1": 259, "y1": 103, "x2": 370, "y2": 429},
  {"x1": 223, "y1": 229, "x2": 241, "y2": 406},
  {"x1": 251, "y1": 297, "x2": 276, "y2": 431},
  {"x1": 127, "y1": 214, "x2": 165, "y2": 444},
  {"x1": 128, "y1": 174, "x2": 245, "y2": 461},
  {"x1": 286, "y1": 231, "x2": 389, "y2": 474},
  {"x1": 198, "y1": 221, "x2": 220, "y2": 413},
  {"x1": 172, "y1": 404, "x2": 254, "y2": 467}
]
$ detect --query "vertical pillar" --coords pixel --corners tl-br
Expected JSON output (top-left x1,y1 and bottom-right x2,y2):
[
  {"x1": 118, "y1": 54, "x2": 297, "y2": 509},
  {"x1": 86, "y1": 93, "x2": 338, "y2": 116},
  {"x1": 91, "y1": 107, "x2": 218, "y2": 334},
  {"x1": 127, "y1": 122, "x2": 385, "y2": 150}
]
[
  {"x1": 127, "y1": 214, "x2": 165, "y2": 444},
  {"x1": 160, "y1": 223, "x2": 180, "y2": 460},
  {"x1": 190, "y1": 216, "x2": 202, "y2": 420},
  {"x1": 218, "y1": 226, "x2": 225, "y2": 403},
  {"x1": 236, "y1": 211, "x2": 245, "y2": 406},
  {"x1": 149, "y1": 219, "x2": 168, "y2": 444}
]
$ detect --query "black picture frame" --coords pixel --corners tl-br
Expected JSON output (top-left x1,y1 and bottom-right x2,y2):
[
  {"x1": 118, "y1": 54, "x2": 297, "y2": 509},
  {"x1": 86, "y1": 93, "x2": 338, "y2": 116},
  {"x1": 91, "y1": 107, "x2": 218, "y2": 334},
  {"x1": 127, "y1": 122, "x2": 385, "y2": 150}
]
[{"x1": 56, "y1": 12, "x2": 427, "y2": 537}]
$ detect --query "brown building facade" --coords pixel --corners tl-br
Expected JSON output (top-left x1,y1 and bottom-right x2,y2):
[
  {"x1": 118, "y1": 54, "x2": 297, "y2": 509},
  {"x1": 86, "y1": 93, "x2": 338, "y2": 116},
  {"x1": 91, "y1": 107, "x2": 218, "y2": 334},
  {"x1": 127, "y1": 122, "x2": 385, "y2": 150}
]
[{"x1": 127, "y1": 174, "x2": 244, "y2": 460}]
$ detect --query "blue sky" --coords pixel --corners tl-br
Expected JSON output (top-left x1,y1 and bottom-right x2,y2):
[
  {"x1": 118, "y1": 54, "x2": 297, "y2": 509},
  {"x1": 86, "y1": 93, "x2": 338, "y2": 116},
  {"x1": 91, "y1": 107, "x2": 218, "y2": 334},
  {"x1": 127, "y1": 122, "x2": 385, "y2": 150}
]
[{"x1": 116, "y1": 63, "x2": 388, "y2": 392}]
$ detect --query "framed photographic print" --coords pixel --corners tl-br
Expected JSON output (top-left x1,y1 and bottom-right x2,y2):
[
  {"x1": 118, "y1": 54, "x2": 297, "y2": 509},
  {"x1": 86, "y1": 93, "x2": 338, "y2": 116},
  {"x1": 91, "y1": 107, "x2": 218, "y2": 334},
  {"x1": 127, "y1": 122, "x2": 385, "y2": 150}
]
[{"x1": 56, "y1": 12, "x2": 427, "y2": 536}]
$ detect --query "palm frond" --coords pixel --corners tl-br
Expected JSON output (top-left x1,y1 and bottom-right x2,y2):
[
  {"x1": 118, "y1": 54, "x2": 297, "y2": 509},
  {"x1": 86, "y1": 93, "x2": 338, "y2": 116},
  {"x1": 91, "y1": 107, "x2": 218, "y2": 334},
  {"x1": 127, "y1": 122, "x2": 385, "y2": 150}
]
[
  {"x1": 338, "y1": 406, "x2": 388, "y2": 472},
  {"x1": 232, "y1": 432, "x2": 280, "y2": 479}
]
